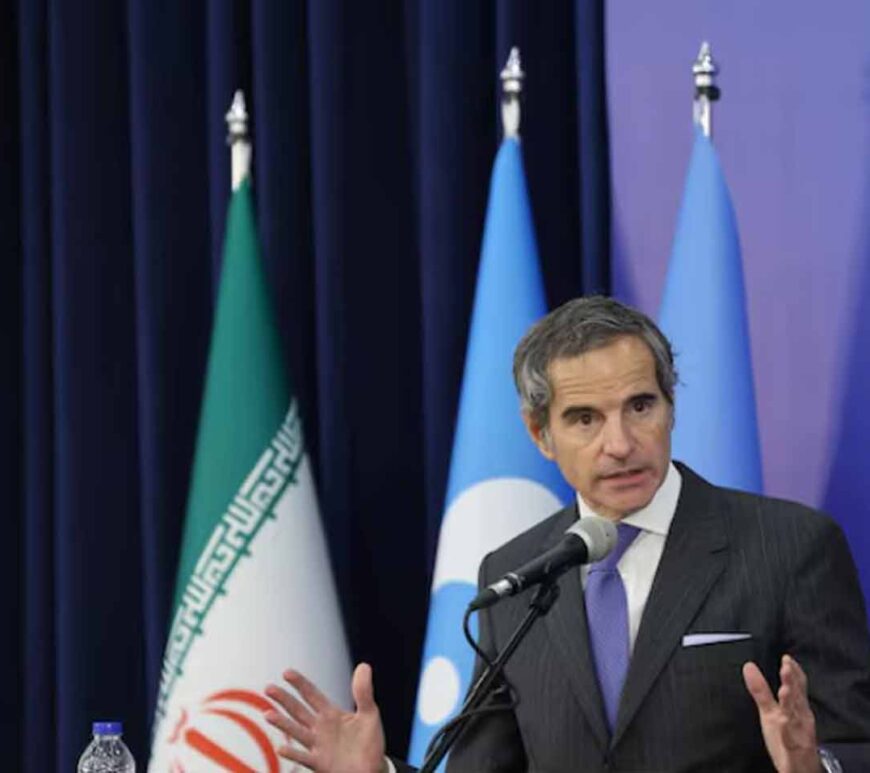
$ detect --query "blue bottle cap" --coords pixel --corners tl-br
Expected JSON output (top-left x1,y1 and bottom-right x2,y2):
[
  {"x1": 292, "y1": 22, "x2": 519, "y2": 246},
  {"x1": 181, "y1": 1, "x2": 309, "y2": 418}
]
[{"x1": 93, "y1": 721, "x2": 122, "y2": 735}]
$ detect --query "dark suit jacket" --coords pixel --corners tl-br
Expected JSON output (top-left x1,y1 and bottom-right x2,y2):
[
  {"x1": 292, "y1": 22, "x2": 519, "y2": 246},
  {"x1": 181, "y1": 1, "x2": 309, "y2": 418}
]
[{"x1": 434, "y1": 464, "x2": 870, "y2": 772}]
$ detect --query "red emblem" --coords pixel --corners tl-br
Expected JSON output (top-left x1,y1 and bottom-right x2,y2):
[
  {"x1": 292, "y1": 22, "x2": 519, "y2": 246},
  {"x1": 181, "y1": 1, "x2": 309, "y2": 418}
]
[{"x1": 167, "y1": 689, "x2": 282, "y2": 772}]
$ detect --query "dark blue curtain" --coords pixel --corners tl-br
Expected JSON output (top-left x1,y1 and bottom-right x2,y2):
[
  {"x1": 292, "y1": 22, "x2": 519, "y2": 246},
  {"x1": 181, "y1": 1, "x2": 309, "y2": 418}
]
[{"x1": 4, "y1": 0, "x2": 610, "y2": 769}]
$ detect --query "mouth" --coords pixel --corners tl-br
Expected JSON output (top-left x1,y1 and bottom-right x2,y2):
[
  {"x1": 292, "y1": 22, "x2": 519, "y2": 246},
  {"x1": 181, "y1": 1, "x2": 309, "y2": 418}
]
[{"x1": 600, "y1": 468, "x2": 649, "y2": 486}]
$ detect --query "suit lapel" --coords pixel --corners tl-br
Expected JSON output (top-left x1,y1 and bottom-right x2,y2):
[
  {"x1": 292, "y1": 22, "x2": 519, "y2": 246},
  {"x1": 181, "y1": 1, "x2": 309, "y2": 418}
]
[
  {"x1": 611, "y1": 466, "x2": 729, "y2": 746},
  {"x1": 541, "y1": 506, "x2": 611, "y2": 752}
]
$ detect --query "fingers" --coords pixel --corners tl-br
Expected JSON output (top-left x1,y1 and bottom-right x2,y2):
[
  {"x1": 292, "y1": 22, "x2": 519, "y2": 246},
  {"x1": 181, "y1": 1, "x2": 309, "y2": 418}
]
[
  {"x1": 778, "y1": 655, "x2": 811, "y2": 715},
  {"x1": 263, "y1": 707, "x2": 314, "y2": 749},
  {"x1": 265, "y1": 683, "x2": 317, "y2": 727},
  {"x1": 352, "y1": 662, "x2": 377, "y2": 714},
  {"x1": 283, "y1": 668, "x2": 331, "y2": 713},
  {"x1": 742, "y1": 660, "x2": 777, "y2": 714},
  {"x1": 780, "y1": 655, "x2": 807, "y2": 692},
  {"x1": 263, "y1": 683, "x2": 318, "y2": 757},
  {"x1": 275, "y1": 739, "x2": 317, "y2": 769},
  {"x1": 745, "y1": 656, "x2": 812, "y2": 718}
]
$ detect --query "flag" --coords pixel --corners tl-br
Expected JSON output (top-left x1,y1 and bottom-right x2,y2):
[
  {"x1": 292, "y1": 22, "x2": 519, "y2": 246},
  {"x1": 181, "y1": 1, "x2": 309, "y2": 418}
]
[
  {"x1": 149, "y1": 180, "x2": 351, "y2": 772},
  {"x1": 658, "y1": 130, "x2": 763, "y2": 492},
  {"x1": 407, "y1": 139, "x2": 572, "y2": 766}
]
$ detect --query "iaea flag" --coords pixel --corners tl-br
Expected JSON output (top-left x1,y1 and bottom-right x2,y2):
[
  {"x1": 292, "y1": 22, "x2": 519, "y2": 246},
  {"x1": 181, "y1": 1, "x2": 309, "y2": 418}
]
[
  {"x1": 407, "y1": 138, "x2": 572, "y2": 765},
  {"x1": 658, "y1": 131, "x2": 762, "y2": 492}
]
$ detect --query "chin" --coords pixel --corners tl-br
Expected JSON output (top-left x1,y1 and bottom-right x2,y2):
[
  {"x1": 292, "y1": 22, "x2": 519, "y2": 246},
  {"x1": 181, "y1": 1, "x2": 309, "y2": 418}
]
[{"x1": 611, "y1": 490, "x2": 657, "y2": 516}]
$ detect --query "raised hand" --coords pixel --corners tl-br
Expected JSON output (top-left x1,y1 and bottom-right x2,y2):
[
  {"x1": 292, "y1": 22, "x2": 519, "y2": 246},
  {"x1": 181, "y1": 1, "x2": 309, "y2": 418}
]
[
  {"x1": 264, "y1": 662, "x2": 387, "y2": 773},
  {"x1": 742, "y1": 655, "x2": 821, "y2": 773}
]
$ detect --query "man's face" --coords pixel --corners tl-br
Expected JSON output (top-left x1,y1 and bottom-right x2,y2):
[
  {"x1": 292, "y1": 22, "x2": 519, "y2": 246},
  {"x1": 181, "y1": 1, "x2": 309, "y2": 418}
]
[{"x1": 524, "y1": 335, "x2": 672, "y2": 521}]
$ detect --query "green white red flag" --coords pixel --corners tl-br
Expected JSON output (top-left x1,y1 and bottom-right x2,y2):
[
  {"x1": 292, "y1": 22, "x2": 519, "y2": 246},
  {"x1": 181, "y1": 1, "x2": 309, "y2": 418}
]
[{"x1": 149, "y1": 180, "x2": 351, "y2": 772}]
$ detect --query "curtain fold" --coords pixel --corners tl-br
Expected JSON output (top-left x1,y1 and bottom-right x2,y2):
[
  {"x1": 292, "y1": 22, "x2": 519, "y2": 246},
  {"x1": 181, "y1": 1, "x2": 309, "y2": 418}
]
[
  {"x1": 6, "y1": 1, "x2": 610, "y2": 768},
  {"x1": 126, "y1": 0, "x2": 214, "y2": 717},
  {"x1": 18, "y1": 3, "x2": 53, "y2": 771},
  {"x1": 306, "y1": 0, "x2": 428, "y2": 735},
  {"x1": 416, "y1": 0, "x2": 496, "y2": 560},
  {"x1": 1, "y1": 5, "x2": 23, "y2": 773},
  {"x1": 47, "y1": 1, "x2": 145, "y2": 766}
]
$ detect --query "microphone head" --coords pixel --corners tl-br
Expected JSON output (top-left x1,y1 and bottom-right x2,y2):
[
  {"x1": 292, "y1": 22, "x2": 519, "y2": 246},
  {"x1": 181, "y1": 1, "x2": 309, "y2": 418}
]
[{"x1": 566, "y1": 515, "x2": 618, "y2": 562}]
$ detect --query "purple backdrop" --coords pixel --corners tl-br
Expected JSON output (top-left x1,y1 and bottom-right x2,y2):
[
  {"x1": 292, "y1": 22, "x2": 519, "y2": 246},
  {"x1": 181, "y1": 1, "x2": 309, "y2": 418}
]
[{"x1": 607, "y1": 1, "x2": 870, "y2": 597}]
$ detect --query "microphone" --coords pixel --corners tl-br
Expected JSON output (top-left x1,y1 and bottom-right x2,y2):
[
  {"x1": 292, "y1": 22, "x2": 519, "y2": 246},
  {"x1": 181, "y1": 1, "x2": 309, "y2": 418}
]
[{"x1": 468, "y1": 515, "x2": 617, "y2": 611}]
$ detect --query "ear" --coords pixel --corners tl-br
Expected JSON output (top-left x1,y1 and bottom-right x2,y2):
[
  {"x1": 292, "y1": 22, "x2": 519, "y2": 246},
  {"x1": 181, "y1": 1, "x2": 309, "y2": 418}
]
[{"x1": 522, "y1": 411, "x2": 556, "y2": 460}]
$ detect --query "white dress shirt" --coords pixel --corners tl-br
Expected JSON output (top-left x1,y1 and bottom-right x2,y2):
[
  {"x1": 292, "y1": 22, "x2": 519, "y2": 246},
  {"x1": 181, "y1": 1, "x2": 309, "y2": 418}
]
[{"x1": 577, "y1": 462, "x2": 682, "y2": 652}]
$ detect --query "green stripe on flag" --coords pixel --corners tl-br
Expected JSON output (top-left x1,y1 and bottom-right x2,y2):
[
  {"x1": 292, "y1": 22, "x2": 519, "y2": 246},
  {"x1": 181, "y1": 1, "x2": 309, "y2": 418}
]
[
  {"x1": 173, "y1": 180, "x2": 289, "y2": 611},
  {"x1": 155, "y1": 403, "x2": 304, "y2": 722}
]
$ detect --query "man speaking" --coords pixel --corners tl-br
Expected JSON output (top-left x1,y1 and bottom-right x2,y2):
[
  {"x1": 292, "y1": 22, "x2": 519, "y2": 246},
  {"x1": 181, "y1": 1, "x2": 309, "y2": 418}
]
[{"x1": 264, "y1": 297, "x2": 870, "y2": 772}]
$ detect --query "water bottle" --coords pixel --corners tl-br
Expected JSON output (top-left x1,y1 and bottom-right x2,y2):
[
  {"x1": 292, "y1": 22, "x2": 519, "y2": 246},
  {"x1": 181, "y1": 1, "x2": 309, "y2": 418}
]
[{"x1": 77, "y1": 721, "x2": 136, "y2": 773}]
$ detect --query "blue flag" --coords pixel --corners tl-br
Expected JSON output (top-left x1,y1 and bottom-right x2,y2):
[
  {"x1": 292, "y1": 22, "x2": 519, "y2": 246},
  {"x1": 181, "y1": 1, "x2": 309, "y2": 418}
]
[
  {"x1": 658, "y1": 131, "x2": 763, "y2": 492},
  {"x1": 407, "y1": 139, "x2": 572, "y2": 766}
]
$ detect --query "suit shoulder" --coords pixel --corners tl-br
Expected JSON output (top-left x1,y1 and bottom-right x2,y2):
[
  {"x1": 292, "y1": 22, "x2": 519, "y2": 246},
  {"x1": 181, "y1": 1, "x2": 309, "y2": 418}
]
[
  {"x1": 677, "y1": 463, "x2": 844, "y2": 548},
  {"x1": 680, "y1": 461, "x2": 829, "y2": 524},
  {"x1": 719, "y1": 484, "x2": 827, "y2": 521},
  {"x1": 712, "y1": 481, "x2": 842, "y2": 542}
]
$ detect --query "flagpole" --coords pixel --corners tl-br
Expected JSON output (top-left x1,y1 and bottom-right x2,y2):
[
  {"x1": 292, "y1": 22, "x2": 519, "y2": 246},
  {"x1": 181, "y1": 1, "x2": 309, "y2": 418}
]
[
  {"x1": 692, "y1": 42, "x2": 720, "y2": 138},
  {"x1": 500, "y1": 46, "x2": 524, "y2": 140},
  {"x1": 225, "y1": 90, "x2": 252, "y2": 190}
]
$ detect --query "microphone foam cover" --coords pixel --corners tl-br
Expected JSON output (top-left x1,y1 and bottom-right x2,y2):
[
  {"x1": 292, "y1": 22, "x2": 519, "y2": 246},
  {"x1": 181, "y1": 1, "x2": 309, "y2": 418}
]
[{"x1": 567, "y1": 515, "x2": 617, "y2": 562}]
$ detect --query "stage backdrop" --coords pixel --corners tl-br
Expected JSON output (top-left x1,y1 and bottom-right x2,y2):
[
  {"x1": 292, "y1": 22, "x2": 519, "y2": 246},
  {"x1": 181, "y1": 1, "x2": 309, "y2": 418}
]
[
  {"x1": 0, "y1": 0, "x2": 609, "y2": 770},
  {"x1": 606, "y1": 0, "x2": 870, "y2": 601}
]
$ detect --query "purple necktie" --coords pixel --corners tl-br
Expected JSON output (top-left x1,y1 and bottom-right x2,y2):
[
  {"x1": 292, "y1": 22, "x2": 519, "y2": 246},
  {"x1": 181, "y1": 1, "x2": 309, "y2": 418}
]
[{"x1": 585, "y1": 522, "x2": 640, "y2": 732}]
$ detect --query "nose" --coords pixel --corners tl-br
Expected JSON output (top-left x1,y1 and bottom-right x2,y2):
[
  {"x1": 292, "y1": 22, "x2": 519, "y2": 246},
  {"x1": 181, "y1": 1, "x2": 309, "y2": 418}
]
[{"x1": 601, "y1": 415, "x2": 633, "y2": 459}]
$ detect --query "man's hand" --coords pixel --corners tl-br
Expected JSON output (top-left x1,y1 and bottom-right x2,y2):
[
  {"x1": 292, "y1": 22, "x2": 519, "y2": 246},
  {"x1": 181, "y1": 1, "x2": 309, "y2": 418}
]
[
  {"x1": 264, "y1": 662, "x2": 387, "y2": 773},
  {"x1": 743, "y1": 655, "x2": 821, "y2": 773}
]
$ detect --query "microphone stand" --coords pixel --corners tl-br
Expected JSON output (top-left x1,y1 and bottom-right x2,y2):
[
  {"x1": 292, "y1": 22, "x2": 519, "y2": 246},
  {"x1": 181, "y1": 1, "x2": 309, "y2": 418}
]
[{"x1": 419, "y1": 581, "x2": 561, "y2": 773}]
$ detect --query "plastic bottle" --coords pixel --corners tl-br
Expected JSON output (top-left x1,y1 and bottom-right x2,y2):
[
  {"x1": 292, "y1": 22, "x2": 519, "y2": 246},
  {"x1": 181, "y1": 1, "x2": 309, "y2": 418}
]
[{"x1": 77, "y1": 721, "x2": 136, "y2": 773}]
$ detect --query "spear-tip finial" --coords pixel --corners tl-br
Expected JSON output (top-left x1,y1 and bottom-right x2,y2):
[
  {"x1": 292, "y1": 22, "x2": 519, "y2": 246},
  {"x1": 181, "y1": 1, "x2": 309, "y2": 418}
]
[
  {"x1": 225, "y1": 89, "x2": 249, "y2": 145},
  {"x1": 692, "y1": 42, "x2": 720, "y2": 137},
  {"x1": 500, "y1": 47, "x2": 525, "y2": 139},
  {"x1": 693, "y1": 42, "x2": 719, "y2": 92},
  {"x1": 500, "y1": 47, "x2": 525, "y2": 95},
  {"x1": 225, "y1": 90, "x2": 252, "y2": 190}
]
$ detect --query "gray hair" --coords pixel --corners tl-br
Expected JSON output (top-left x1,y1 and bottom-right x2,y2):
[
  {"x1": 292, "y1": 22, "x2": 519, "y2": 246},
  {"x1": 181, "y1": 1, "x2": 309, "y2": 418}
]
[{"x1": 513, "y1": 296, "x2": 677, "y2": 431}]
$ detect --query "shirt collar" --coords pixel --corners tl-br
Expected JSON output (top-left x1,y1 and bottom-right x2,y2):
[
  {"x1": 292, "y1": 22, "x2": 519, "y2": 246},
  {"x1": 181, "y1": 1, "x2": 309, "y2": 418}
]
[{"x1": 575, "y1": 462, "x2": 682, "y2": 536}]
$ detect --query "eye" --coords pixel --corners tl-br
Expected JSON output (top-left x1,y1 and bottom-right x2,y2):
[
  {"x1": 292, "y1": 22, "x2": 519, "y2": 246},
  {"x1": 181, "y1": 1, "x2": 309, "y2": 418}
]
[
  {"x1": 563, "y1": 408, "x2": 597, "y2": 427},
  {"x1": 630, "y1": 395, "x2": 655, "y2": 413}
]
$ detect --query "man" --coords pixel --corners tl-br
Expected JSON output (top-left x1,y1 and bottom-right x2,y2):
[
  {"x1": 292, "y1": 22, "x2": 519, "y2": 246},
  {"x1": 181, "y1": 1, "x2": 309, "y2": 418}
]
[{"x1": 264, "y1": 297, "x2": 870, "y2": 772}]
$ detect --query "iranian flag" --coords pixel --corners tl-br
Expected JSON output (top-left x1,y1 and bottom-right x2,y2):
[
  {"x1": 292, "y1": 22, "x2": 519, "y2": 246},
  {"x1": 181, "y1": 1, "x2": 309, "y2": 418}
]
[{"x1": 149, "y1": 179, "x2": 351, "y2": 772}]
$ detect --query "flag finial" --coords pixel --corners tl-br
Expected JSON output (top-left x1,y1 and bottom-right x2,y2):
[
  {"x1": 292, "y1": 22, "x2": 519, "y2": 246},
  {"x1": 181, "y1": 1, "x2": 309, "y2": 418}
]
[
  {"x1": 692, "y1": 42, "x2": 720, "y2": 138},
  {"x1": 225, "y1": 90, "x2": 252, "y2": 190},
  {"x1": 500, "y1": 47, "x2": 525, "y2": 140}
]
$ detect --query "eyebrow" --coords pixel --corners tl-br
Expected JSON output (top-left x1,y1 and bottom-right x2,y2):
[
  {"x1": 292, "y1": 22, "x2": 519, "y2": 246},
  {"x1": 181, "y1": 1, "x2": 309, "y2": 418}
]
[
  {"x1": 626, "y1": 392, "x2": 658, "y2": 403},
  {"x1": 559, "y1": 391, "x2": 658, "y2": 419},
  {"x1": 560, "y1": 405, "x2": 593, "y2": 420}
]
